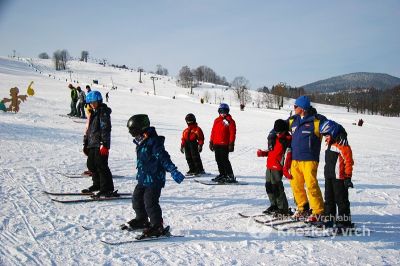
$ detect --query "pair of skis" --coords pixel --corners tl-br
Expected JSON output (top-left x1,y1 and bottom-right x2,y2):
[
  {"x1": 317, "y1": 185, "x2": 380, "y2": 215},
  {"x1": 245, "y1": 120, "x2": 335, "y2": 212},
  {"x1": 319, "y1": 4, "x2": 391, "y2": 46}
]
[
  {"x1": 44, "y1": 191, "x2": 132, "y2": 203},
  {"x1": 239, "y1": 212, "x2": 360, "y2": 238},
  {"x1": 83, "y1": 225, "x2": 183, "y2": 244}
]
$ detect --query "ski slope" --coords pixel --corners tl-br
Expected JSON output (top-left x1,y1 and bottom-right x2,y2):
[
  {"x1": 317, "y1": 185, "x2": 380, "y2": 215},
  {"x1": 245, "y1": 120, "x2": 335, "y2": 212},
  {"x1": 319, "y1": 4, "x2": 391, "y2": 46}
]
[{"x1": 0, "y1": 57, "x2": 399, "y2": 265}]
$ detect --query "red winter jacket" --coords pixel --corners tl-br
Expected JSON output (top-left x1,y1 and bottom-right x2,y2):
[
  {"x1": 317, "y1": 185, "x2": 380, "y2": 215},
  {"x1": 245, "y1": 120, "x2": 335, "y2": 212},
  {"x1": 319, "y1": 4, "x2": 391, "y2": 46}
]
[
  {"x1": 258, "y1": 132, "x2": 292, "y2": 171},
  {"x1": 181, "y1": 123, "x2": 205, "y2": 146},
  {"x1": 210, "y1": 114, "x2": 236, "y2": 146}
]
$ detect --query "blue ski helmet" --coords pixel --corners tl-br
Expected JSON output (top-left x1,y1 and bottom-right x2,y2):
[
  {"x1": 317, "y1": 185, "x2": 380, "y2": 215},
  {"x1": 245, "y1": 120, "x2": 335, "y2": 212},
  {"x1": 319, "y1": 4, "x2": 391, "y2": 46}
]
[
  {"x1": 86, "y1": 91, "x2": 103, "y2": 103},
  {"x1": 320, "y1": 120, "x2": 340, "y2": 139},
  {"x1": 218, "y1": 103, "x2": 230, "y2": 114}
]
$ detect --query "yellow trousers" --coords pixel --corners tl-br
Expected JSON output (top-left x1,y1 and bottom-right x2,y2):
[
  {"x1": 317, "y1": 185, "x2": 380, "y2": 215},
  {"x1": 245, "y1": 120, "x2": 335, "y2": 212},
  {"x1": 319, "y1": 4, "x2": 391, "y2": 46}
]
[{"x1": 290, "y1": 160, "x2": 324, "y2": 215}]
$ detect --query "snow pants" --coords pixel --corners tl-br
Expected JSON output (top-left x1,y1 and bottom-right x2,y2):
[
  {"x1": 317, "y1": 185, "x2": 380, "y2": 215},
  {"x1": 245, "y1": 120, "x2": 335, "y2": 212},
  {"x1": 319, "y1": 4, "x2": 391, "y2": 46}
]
[
  {"x1": 70, "y1": 100, "x2": 78, "y2": 116},
  {"x1": 184, "y1": 140, "x2": 204, "y2": 174},
  {"x1": 87, "y1": 148, "x2": 114, "y2": 192},
  {"x1": 290, "y1": 160, "x2": 324, "y2": 215},
  {"x1": 214, "y1": 145, "x2": 234, "y2": 177},
  {"x1": 132, "y1": 184, "x2": 163, "y2": 227},
  {"x1": 265, "y1": 169, "x2": 289, "y2": 211},
  {"x1": 324, "y1": 178, "x2": 351, "y2": 225},
  {"x1": 77, "y1": 102, "x2": 86, "y2": 118}
]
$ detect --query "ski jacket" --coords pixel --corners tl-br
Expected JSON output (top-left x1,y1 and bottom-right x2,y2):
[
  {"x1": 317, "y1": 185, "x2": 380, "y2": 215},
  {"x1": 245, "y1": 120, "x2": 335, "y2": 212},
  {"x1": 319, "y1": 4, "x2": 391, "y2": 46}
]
[
  {"x1": 181, "y1": 123, "x2": 204, "y2": 146},
  {"x1": 78, "y1": 91, "x2": 86, "y2": 104},
  {"x1": 324, "y1": 142, "x2": 354, "y2": 179},
  {"x1": 135, "y1": 127, "x2": 178, "y2": 188},
  {"x1": 84, "y1": 103, "x2": 112, "y2": 149},
  {"x1": 210, "y1": 114, "x2": 236, "y2": 146},
  {"x1": 259, "y1": 132, "x2": 292, "y2": 171},
  {"x1": 71, "y1": 88, "x2": 78, "y2": 102},
  {"x1": 289, "y1": 113, "x2": 327, "y2": 161}
]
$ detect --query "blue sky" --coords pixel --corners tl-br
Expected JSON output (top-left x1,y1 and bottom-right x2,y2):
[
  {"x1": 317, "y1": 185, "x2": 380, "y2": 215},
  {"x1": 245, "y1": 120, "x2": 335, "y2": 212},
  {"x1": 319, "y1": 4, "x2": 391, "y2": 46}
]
[{"x1": 0, "y1": 0, "x2": 399, "y2": 88}]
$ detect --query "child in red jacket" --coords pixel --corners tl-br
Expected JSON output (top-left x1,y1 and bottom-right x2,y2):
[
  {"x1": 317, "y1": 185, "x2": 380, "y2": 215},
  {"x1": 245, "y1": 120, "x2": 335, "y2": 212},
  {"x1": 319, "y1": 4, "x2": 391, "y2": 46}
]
[
  {"x1": 257, "y1": 119, "x2": 292, "y2": 216},
  {"x1": 209, "y1": 103, "x2": 236, "y2": 183},
  {"x1": 180, "y1": 113, "x2": 205, "y2": 176}
]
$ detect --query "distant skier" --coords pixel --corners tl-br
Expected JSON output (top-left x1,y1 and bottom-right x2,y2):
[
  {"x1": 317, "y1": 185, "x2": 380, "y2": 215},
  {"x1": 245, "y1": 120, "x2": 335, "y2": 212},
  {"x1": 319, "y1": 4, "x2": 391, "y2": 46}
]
[
  {"x1": 68, "y1": 84, "x2": 78, "y2": 116},
  {"x1": 105, "y1": 92, "x2": 109, "y2": 102},
  {"x1": 257, "y1": 119, "x2": 293, "y2": 216},
  {"x1": 180, "y1": 113, "x2": 205, "y2": 176},
  {"x1": 209, "y1": 103, "x2": 236, "y2": 183},
  {"x1": 320, "y1": 120, "x2": 354, "y2": 231},
  {"x1": 123, "y1": 114, "x2": 185, "y2": 238},
  {"x1": 81, "y1": 91, "x2": 115, "y2": 197},
  {"x1": 76, "y1": 86, "x2": 86, "y2": 119}
]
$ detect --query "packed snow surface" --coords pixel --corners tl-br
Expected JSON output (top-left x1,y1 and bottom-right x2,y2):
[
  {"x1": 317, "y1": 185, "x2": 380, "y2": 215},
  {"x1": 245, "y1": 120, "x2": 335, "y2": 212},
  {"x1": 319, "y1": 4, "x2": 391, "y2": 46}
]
[{"x1": 0, "y1": 57, "x2": 399, "y2": 265}]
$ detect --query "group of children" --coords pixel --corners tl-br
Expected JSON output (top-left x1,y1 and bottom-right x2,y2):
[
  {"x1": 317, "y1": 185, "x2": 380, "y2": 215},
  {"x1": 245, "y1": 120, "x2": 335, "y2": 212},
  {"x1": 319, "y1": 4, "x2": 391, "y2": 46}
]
[
  {"x1": 256, "y1": 95, "x2": 354, "y2": 230},
  {"x1": 79, "y1": 90, "x2": 354, "y2": 238},
  {"x1": 67, "y1": 84, "x2": 92, "y2": 118}
]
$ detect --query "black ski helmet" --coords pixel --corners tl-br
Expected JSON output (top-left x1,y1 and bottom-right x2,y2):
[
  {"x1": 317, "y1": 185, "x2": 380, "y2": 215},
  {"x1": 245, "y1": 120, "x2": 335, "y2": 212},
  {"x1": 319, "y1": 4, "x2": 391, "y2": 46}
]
[
  {"x1": 273, "y1": 119, "x2": 288, "y2": 133},
  {"x1": 185, "y1": 113, "x2": 196, "y2": 124},
  {"x1": 127, "y1": 114, "x2": 150, "y2": 137}
]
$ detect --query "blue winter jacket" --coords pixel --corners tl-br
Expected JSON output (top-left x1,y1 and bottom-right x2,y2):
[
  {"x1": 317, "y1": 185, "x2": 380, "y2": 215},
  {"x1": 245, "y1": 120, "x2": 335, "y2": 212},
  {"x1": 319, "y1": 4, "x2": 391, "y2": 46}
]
[
  {"x1": 289, "y1": 113, "x2": 327, "y2": 162},
  {"x1": 134, "y1": 127, "x2": 178, "y2": 188}
]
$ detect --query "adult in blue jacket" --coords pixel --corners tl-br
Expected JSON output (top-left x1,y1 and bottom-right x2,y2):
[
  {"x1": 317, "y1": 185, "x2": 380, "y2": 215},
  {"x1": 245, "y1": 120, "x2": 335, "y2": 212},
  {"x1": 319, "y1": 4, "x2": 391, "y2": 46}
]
[
  {"x1": 123, "y1": 114, "x2": 185, "y2": 237},
  {"x1": 288, "y1": 96, "x2": 327, "y2": 223}
]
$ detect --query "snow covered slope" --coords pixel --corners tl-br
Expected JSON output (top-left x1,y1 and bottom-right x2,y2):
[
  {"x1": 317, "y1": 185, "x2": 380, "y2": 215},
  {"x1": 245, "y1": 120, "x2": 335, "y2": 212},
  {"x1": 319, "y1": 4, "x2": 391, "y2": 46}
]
[{"x1": 1, "y1": 57, "x2": 399, "y2": 265}]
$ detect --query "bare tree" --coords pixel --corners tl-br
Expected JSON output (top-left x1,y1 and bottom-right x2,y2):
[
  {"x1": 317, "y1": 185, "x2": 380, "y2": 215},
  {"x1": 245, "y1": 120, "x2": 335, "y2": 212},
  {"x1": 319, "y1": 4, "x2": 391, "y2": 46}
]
[
  {"x1": 155, "y1": 64, "x2": 169, "y2": 76},
  {"x1": 231, "y1": 76, "x2": 251, "y2": 105},
  {"x1": 80, "y1": 50, "x2": 89, "y2": 62},
  {"x1": 38, "y1": 52, "x2": 49, "y2": 59},
  {"x1": 178, "y1": 66, "x2": 193, "y2": 88},
  {"x1": 53, "y1": 49, "x2": 69, "y2": 70}
]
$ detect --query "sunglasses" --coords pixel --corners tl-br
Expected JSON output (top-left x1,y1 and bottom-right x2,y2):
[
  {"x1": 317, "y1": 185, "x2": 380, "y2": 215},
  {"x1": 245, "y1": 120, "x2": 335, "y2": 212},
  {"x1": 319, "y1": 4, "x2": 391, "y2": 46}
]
[{"x1": 294, "y1": 105, "x2": 298, "y2": 109}]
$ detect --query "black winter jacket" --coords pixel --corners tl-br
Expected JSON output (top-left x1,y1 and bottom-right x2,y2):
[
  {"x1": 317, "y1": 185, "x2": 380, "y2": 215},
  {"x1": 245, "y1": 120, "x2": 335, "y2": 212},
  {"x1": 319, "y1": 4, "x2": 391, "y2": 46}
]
[{"x1": 84, "y1": 103, "x2": 112, "y2": 149}]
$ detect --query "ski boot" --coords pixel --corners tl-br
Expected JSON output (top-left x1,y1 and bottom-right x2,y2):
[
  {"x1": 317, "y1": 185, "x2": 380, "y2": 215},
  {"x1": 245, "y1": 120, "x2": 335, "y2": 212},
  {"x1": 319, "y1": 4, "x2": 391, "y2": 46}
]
[
  {"x1": 224, "y1": 174, "x2": 237, "y2": 183},
  {"x1": 273, "y1": 208, "x2": 293, "y2": 219},
  {"x1": 120, "y1": 218, "x2": 150, "y2": 231},
  {"x1": 81, "y1": 185, "x2": 99, "y2": 194},
  {"x1": 211, "y1": 174, "x2": 226, "y2": 183},
  {"x1": 91, "y1": 190, "x2": 119, "y2": 199},
  {"x1": 136, "y1": 224, "x2": 168, "y2": 240},
  {"x1": 263, "y1": 205, "x2": 278, "y2": 215},
  {"x1": 185, "y1": 170, "x2": 195, "y2": 176},
  {"x1": 291, "y1": 209, "x2": 312, "y2": 221}
]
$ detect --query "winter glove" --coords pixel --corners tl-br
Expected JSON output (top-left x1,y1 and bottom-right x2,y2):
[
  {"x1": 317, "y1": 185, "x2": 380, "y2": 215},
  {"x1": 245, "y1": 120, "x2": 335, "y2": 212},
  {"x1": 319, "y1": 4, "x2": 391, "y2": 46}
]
[
  {"x1": 83, "y1": 135, "x2": 89, "y2": 156},
  {"x1": 228, "y1": 142, "x2": 234, "y2": 152},
  {"x1": 344, "y1": 178, "x2": 354, "y2": 189},
  {"x1": 257, "y1": 149, "x2": 268, "y2": 157},
  {"x1": 283, "y1": 167, "x2": 292, "y2": 180},
  {"x1": 83, "y1": 145, "x2": 89, "y2": 156},
  {"x1": 180, "y1": 145, "x2": 184, "y2": 154},
  {"x1": 198, "y1": 144, "x2": 203, "y2": 153},
  {"x1": 209, "y1": 141, "x2": 214, "y2": 152},
  {"x1": 99, "y1": 145, "x2": 109, "y2": 156},
  {"x1": 171, "y1": 170, "x2": 185, "y2": 184}
]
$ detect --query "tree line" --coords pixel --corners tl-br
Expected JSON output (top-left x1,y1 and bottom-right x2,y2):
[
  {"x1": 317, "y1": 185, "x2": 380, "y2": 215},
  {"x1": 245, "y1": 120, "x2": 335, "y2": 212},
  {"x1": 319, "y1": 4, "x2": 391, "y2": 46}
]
[{"x1": 309, "y1": 86, "x2": 400, "y2": 117}]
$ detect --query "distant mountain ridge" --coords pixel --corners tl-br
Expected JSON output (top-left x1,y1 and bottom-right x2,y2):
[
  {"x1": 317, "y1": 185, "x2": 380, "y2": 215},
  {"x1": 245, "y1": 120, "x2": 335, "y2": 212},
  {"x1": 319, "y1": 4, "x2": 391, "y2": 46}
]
[{"x1": 302, "y1": 72, "x2": 400, "y2": 93}]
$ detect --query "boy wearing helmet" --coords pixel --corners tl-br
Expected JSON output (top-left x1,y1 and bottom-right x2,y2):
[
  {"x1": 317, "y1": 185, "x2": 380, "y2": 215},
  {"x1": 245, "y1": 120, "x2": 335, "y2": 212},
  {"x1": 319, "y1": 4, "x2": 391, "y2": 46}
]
[
  {"x1": 180, "y1": 113, "x2": 205, "y2": 176},
  {"x1": 82, "y1": 91, "x2": 115, "y2": 197},
  {"x1": 320, "y1": 120, "x2": 354, "y2": 230},
  {"x1": 209, "y1": 103, "x2": 236, "y2": 183},
  {"x1": 257, "y1": 119, "x2": 293, "y2": 216},
  {"x1": 124, "y1": 114, "x2": 185, "y2": 238}
]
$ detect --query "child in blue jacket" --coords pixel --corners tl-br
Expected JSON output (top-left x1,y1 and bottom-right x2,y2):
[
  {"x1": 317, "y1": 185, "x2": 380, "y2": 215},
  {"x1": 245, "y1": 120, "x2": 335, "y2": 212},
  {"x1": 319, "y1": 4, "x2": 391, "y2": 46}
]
[{"x1": 122, "y1": 114, "x2": 185, "y2": 238}]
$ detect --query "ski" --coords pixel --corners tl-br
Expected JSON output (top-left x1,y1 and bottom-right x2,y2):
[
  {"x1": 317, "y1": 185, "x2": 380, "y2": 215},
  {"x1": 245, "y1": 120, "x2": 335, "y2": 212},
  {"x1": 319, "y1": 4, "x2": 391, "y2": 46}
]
[
  {"x1": 238, "y1": 212, "x2": 271, "y2": 218},
  {"x1": 194, "y1": 179, "x2": 248, "y2": 186},
  {"x1": 100, "y1": 226, "x2": 184, "y2": 245},
  {"x1": 57, "y1": 172, "x2": 91, "y2": 178},
  {"x1": 51, "y1": 196, "x2": 131, "y2": 204},
  {"x1": 254, "y1": 217, "x2": 301, "y2": 227},
  {"x1": 43, "y1": 191, "x2": 131, "y2": 196}
]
